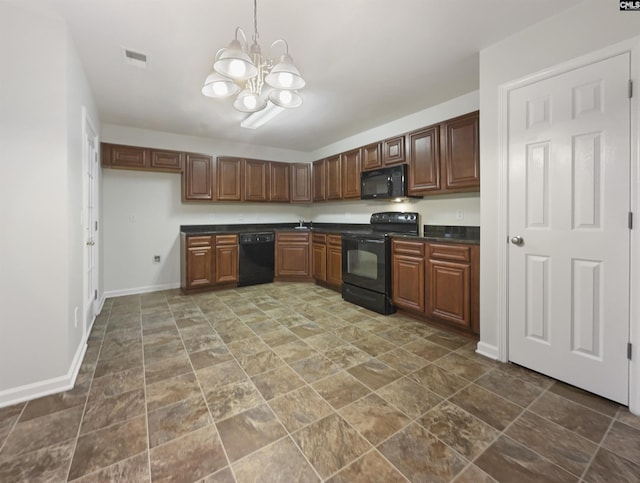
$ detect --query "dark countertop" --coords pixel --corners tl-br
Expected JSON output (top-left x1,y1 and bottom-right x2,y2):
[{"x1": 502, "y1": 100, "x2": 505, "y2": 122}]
[{"x1": 180, "y1": 223, "x2": 480, "y2": 245}]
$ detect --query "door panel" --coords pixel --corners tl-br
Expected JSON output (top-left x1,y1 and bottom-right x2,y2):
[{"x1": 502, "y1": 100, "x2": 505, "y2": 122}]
[{"x1": 508, "y1": 53, "x2": 630, "y2": 404}]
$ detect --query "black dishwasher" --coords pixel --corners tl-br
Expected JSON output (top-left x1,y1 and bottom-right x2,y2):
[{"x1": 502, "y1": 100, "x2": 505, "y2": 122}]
[{"x1": 238, "y1": 232, "x2": 275, "y2": 287}]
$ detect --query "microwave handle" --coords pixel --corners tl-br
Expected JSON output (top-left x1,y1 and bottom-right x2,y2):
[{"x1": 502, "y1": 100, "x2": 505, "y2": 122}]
[{"x1": 387, "y1": 175, "x2": 393, "y2": 197}]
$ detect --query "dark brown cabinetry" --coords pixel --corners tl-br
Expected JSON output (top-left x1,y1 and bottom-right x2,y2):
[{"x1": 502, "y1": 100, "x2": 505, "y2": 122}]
[
  {"x1": 185, "y1": 236, "x2": 214, "y2": 289},
  {"x1": 326, "y1": 234, "x2": 342, "y2": 289},
  {"x1": 311, "y1": 233, "x2": 327, "y2": 282},
  {"x1": 275, "y1": 232, "x2": 312, "y2": 281},
  {"x1": 382, "y1": 136, "x2": 406, "y2": 166},
  {"x1": 312, "y1": 159, "x2": 326, "y2": 201},
  {"x1": 243, "y1": 159, "x2": 268, "y2": 202},
  {"x1": 408, "y1": 126, "x2": 440, "y2": 194},
  {"x1": 361, "y1": 143, "x2": 382, "y2": 171},
  {"x1": 326, "y1": 155, "x2": 342, "y2": 200},
  {"x1": 391, "y1": 240, "x2": 425, "y2": 312},
  {"x1": 391, "y1": 238, "x2": 479, "y2": 335},
  {"x1": 425, "y1": 242, "x2": 479, "y2": 333},
  {"x1": 215, "y1": 235, "x2": 239, "y2": 284},
  {"x1": 269, "y1": 162, "x2": 290, "y2": 202},
  {"x1": 182, "y1": 234, "x2": 238, "y2": 291},
  {"x1": 408, "y1": 111, "x2": 479, "y2": 196},
  {"x1": 311, "y1": 233, "x2": 342, "y2": 291},
  {"x1": 183, "y1": 153, "x2": 214, "y2": 201},
  {"x1": 102, "y1": 143, "x2": 184, "y2": 172},
  {"x1": 441, "y1": 112, "x2": 480, "y2": 191},
  {"x1": 217, "y1": 157, "x2": 242, "y2": 201},
  {"x1": 291, "y1": 163, "x2": 312, "y2": 203},
  {"x1": 341, "y1": 149, "x2": 361, "y2": 199}
]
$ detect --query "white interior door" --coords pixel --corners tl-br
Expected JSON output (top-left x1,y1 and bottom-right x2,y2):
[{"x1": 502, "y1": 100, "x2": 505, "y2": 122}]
[
  {"x1": 507, "y1": 53, "x2": 631, "y2": 404},
  {"x1": 84, "y1": 113, "x2": 98, "y2": 335}
]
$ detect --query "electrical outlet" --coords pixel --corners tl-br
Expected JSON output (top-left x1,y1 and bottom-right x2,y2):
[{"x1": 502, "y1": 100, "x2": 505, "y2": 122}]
[
  {"x1": 456, "y1": 209, "x2": 464, "y2": 220},
  {"x1": 129, "y1": 213, "x2": 136, "y2": 223},
  {"x1": 153, "y1": 255, "x2": 161, "y2": 263},
  {"x1": 209, "y1": 213, "x2": 215, "y2": 222}
]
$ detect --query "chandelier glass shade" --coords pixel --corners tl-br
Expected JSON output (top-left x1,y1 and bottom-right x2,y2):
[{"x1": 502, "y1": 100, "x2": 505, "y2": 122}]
[{"x1": 201, "y1": 0, "x2": 304, "y2": 116}]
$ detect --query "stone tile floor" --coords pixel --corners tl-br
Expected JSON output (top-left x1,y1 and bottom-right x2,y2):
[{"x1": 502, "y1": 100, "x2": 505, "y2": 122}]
[{"x1": 1, "y1": 283, "x2": 639, "y2": 482}]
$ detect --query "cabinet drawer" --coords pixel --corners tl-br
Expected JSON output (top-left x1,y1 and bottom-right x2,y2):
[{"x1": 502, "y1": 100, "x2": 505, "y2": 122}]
[
  {"x1": 277, "y1": 232, "x2": 310, "y2": 244},
  {"x1": 312, "y1": 233, "x2": 327, "y2": 244},
  {"x1": 392, "y1": 239, "x2": 424, "y2": 257},
  {"x1": 428, "y1": 243, "x2": 471, "y2": 262},
  {"x1": 187, "y1": 236, "x2": 212, "y2": 248},
  {"x1": 327, "y1": 234, "x2": 342, "y2": 246},
  {"x1": 216, "y1": 234, "x2": 238, "y2": 246}
]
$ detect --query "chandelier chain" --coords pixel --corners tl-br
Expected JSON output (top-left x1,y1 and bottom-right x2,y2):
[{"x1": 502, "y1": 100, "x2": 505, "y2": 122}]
[{"x1": 253, "y1": 0, "x2": 259, "y2": 42}]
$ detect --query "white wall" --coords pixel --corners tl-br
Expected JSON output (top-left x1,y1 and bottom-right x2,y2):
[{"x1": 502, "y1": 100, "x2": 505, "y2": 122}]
[
  {"x1": 102, "y1": 92, "x2": 480, "y2": 295},
  {"x1": 479, "y1": 1, "x2": 640, "y2": 356},
  {"x1": 0, "y1": 2, "x2": 99, "y2": 406}
]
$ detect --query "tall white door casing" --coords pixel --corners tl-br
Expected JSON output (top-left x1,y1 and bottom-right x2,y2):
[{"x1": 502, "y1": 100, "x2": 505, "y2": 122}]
[{"x1": 507, "y1": 53, "x2": 631, "y2": 404}]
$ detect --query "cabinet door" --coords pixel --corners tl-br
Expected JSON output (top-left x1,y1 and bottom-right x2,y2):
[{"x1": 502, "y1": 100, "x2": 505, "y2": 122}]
[
  {"x1": 269, "y1": 162, "x2": 290, "y2": 202},
  {"x1": 326, "y1": 155, "x2": 342, "y2": 200},
  {"x1": 392, "y1": 255, "x2": 425, "y2": 312},
  {"x1": 183, "y1": 154, "x2": 213, "y2": 201},
  {"x1": 275, "y1": 233, "x2": 310, "y2": 277},
  {"x1": 215, "y1": 244, "x2": 238, "y2": 283},
  {"x1": 382, "y1": 136, "x2": 406, "y2": 166},
  {"x1": 426, "y1": 258, "x2": 471, "y2": 330},
  {"x1": 361, "y1": 143, "x2": 382, "y2": 171},
  {"x1": 217, "y1": 157, "x2": 242, "y2": 201},
  {"x1": 312, "y1": 242, "x2": 327, "y2": 281},
  {"x1": 441, "y1": 111, "x2": 479, "y2": 192},
  {"x1": 408, "y1": 126, "x2": 440, "y2": 195},
  {"x1": 150, "y1": 149, "x2": 184, "y2": 172},
  {"x1": 290, "y1": 163, "x2": 311, "y2": 203},
  {"x1": 110, "y1": 144, "x2": 149, "y2": 169},
  {"x1": 327, "y1": 243, "x2": 342, "y2": 288},
  {"x1": 186, "y1": 236, "x2": 213, "y2": 288},
  {"x1": 243, "y1": 159, "x2": 268, "y2": 201},
  {"x1": 312, "y1": 159, "x2": 326, "y2": 201},
  {"x1": 341, "y1": 149, "x2": 361, "y2": 199}
]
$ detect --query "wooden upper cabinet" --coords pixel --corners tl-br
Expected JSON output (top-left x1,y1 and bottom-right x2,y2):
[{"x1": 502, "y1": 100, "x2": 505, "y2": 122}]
[
  {"x1": 150, "y1": 149, "x2": 184, "y2": 172},
  {"x1": 216, "y1": 157, "x2": 242, "y2": 201},
  {"x1": 361, "y1": 143, "x2": 382, "y2": 171},
  {"x1": 183, "y1": 153, "x2": 213, "y2": 201},
  {"x1": 440, "y1": 111, "x2": 479, "y2": 192},
  {"x1": 269, "y1": 162, "x2": 290, "y2": 202},
  {"x1": 408, "y1": 125, "x2": 440, "y2": 195},
  {"x1": 382, "y1": 135, "x2": 406, "y2": 166},
  {"x1": 341, "y1": 149, "x2": 361, "y2": 199},
  {"x1": 312, "y1": 159, "x2": 326, "y2": 201},
  {"x1": 290, "y1": 163, "x2": 311, "y2": 203},
  {"x1": 243, "y1": 159, "x2": 268, "y2": 202},
  {"x1": 104, "y1": 144, "x2": 149, "y2": 169},
  {"x1": 326, "y1": 155, "x2": 342, "y2": 200}
]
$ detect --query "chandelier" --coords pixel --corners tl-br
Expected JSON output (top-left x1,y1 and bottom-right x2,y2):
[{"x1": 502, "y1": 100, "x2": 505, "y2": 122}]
[{"x1": 201, "y1": 0, "x2": 305, "y2": 117}]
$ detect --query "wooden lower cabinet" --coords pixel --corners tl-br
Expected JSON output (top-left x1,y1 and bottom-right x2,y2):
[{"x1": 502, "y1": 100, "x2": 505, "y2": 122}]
[
  {"x1": 391, "y1": 238, "x2": 479, "y2": 335},
  {"x1": 182, "y1": 234, "x2": 238, "y2": 291},
  {"x1": 275, "y1": 232, "x2": 312, "y2": 281},
  {"x1": 326, "y1": 235, "x2": 342, "y2": 289},
  {"x1": 312, "y1": 233, "x2": 342, "y2": 290}
]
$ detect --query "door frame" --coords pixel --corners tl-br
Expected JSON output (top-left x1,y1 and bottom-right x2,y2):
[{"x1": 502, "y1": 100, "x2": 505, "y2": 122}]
[
  {"x1": 497, "y1": 37, "x2": 640, "y2": 414},
  {"x1": 82, "y1": 106, "x2": 100, "y2": 341}
]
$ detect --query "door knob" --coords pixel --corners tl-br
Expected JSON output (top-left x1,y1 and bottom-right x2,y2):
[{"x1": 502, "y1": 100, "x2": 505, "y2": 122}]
[
  {"x1": 510, "y1": 236, "x2": 524, "y2": 246},
  {"x1": 86, "y1": 240, "x2": 95, "y2": 246}
]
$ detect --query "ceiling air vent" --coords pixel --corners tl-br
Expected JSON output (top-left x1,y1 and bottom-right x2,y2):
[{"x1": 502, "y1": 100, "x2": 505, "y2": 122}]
[{"x1": 123, "y1": 48, "x2": 148, "y2": 68}]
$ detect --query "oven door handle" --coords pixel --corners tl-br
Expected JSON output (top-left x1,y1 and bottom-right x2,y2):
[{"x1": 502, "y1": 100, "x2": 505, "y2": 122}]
[{"x1": 358, "y1": 238, "x2": 386, "y2": 244}]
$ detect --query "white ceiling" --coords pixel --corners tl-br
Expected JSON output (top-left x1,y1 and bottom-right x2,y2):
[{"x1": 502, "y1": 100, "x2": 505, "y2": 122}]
[{"x1": 36, "y1": 0, "x2": 582, "y2": 152}]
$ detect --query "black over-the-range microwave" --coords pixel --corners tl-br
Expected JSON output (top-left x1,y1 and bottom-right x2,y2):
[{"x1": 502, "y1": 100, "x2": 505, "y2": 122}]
[{"x1": 360, "y1": 164, "x2": 409, "y2": 200}]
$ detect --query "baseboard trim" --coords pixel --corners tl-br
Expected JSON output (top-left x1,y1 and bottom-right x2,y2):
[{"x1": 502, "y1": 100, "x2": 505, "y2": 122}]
[
  {"x1": 104, "y1": 282, "x2": 181, "y2": 299},
  {"x1": 0, "y1": 340, "x2": 87, "y2": 409},
  {"x1": 476, "y1": 341, "x2": 499, "y2": 361}
]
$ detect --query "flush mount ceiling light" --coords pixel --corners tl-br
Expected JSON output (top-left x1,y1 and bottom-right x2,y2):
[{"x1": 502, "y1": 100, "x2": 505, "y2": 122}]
[{"x1": 201, "y1": 0, "x2": 305, "y2": 127}]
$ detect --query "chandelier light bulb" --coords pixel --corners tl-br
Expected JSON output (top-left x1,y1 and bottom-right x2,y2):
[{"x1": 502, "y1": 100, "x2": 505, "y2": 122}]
[
  {"x1": 244, "y1": 95, "x2": 257, "y2": 110},
  {"x1": 228, "y1": 59, "x2": 248, "y2": 78}
]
